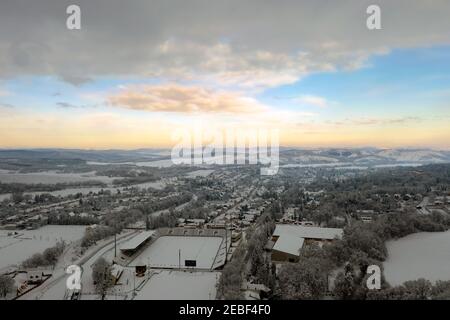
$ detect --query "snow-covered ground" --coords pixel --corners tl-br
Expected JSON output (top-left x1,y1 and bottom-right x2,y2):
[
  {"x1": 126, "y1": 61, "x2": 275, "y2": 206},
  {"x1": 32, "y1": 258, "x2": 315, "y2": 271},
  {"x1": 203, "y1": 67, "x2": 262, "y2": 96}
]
[
  {"x1": 0, "y1": 178, "x2": 166, "y2": 201},
  {"x1": 373, "y1": 163, "x2": 422, "y2": 168},
  {"x1": 135, "y1": 270, "x2": 220, "y2": 300},
  {"x1": 294, "y1": 155, "x2": 339, "y2": 163},
  {"x1": 18, "y1": 230, "x2": 137, "y2": 300},
  {"x1": 0, "y1": 171, "x2": 116, "y2": 184},
  {"x1": 383, "y1": 230, "x2": 450, "y2": 286},
  {"x1": 0, "y1": 193, "x2": 11, "y2": 201},
  {"x1": 186, "y1": 170, "x2": 214, "y2": 178},
  {"x1": 281, "y1": 162, "x2": 354, "y2": 168},
  {"x1": 0, "y1": 225, "x2": 86, "y2": 270},
  {"x1": 87, "y1": 159, "x2": 175, "y2": 168},
  {"x1": 131, "y1": 236, "x2": 223, "y2": 269}
]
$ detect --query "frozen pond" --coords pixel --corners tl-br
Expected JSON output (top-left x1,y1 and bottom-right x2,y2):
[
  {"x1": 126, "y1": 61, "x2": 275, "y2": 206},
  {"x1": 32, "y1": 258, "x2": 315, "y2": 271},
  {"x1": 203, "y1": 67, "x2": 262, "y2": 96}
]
[
  {"x1": 383, "y1": 230, "x2": 450, "y2": 286},
  {"x1": 0, "y1": 225, "x2": 86, "y2": 270},
  {"x1": 135, "y1": 270, "x2": 219, "y2": 300}
]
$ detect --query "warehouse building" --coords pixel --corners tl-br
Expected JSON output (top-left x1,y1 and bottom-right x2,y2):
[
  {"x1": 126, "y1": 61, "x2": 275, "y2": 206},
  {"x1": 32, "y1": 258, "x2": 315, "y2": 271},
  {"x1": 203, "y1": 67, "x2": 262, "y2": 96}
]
[{"x1": 270, "y1": 224, "x2": 343, "y2": 262}]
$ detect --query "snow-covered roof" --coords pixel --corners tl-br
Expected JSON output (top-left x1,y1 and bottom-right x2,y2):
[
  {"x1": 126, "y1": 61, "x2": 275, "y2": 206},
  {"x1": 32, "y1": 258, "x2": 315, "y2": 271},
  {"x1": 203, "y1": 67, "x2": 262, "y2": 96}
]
[
  {"x1": 120, "y1": 230, "x2": 155, "y2": 251},
  {"x1": 273, "y1": 224, "x2": 343, "y2": 241},
  {"x1": 272, "y1": 233, "x2": 304, "y2": 256}
]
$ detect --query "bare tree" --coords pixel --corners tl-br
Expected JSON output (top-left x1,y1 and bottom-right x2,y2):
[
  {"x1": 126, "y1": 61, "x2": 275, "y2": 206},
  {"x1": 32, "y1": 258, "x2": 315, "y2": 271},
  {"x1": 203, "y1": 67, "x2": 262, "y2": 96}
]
[
  {"x1": 92, "y1": 258, "x2": 113, "y2": 299},
  {"x1": 0, "y1": 275, "x2": 15, "y2": 299}
]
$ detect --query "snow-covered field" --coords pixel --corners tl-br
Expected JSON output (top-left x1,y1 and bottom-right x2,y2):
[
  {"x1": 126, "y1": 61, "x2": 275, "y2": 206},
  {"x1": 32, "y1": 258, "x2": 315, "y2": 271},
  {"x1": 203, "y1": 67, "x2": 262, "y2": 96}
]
[
  {"x1": 281, "y1": 162, "x2": 354, "y2": 168},
  {"x1": 383, "y1": 230, "x2": 450, "y2": 286},
  {"x1": 87, "y1": 159, "x2": 175, "y2": 168},
  {"x1": 0, "y1": 193, "x2": 11, "y2": 201},
  {"x1": 132, "y1": 236, "x2": 223, "y2": 269},
  {"x1": 0, "y1": 225, "x2": 86, "y2": 269},
  {"x1": 0, "y1": 178, "x2": 166, "y2": 201},
  {"x1": 131, "y1": 180, "x2": 166, "y2": 190},
  {"x1": 135, "y1": 270, "x2": 220, "y2": 300},
  {"x1": 186, "y1": 170, "x2": 214, "y2": 178},
  {"x1": 0, "y1": 171, "x2": 116, "y2": 184},
  {"x1": 373, "y1": 163, "x2": 422, "y2": 168}
]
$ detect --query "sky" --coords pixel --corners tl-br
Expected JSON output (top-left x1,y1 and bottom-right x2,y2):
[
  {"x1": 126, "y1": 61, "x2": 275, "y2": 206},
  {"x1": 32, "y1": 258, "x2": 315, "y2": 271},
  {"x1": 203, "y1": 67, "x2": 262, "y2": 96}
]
[{"x1": 0, "y1": 0, "x2": 449, "y2": 149}]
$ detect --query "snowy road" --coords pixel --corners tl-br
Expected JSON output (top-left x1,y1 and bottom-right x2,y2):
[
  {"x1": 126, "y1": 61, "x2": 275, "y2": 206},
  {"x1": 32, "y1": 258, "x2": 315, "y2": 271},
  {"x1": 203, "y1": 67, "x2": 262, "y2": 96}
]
[{"x1": 18, "y1": 230, "x2": 137, "y2": 300}]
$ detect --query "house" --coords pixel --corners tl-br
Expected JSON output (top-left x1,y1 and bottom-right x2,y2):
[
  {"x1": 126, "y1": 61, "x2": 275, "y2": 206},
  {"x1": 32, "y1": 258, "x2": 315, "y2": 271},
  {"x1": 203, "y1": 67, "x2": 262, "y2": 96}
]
[
  {"x1": 360, "y1": 216, "x2": 373, "y2": 223},
  {"x1": 6, "y1": 215, "x2": 19, "y2": 222}
]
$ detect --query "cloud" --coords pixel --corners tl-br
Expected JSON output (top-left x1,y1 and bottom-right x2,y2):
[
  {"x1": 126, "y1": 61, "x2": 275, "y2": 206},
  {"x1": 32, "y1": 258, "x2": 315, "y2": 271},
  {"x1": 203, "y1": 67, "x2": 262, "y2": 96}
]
[
  {"x1": 56, "y1": 102, "x2": 98, "y2": 109},
  {"x1": 296, "y1": 95, "x2": 330, "y2": 108},
  {"x1": 56, "y1": 102, "x2": 82, "y2": 109},
  {"x1": 0, "y1": 103, "x2": 14, "y2": 108},
  {"x1": 1, "y1": 1, "x2": 449, "y2": 87},
  {"x1": 108, "y1": 84, "x2": 268, "y2": 114},
  {"x1": 0, "y1": 88, "x2": 10, "y2": 97},
  {"x1": 327, "y1": 116, "x2": 422, "y2": 126}
]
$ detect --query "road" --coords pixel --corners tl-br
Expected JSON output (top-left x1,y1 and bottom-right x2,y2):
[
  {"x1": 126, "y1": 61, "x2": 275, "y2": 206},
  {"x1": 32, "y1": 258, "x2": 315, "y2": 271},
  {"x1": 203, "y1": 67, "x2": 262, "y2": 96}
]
[
  {"x1": 18, "y1": 230, "x2": 137, "y2": 300},
  {"x1": 417, "y1": 196, "x2": 430, "y2": 215}
]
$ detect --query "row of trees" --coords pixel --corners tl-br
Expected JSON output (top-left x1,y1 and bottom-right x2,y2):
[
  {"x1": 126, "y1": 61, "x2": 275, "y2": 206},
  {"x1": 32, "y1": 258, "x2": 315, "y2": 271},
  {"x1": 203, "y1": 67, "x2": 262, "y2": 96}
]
[
  {"x1": 145, "y1": 211, "x2": 178, "y2": 229},
  {"x1": 216, "y1": 244, "x2": 246, "y2": 300},
  {"x1": 327, "y1": 212, "x2": 450, "y2": 266},
  {"x1": 1, "y1": 180, "x2": 106, "y2": 199},
  {"x1": 81, "y1": 226, "x2": 116, "y2": 248},
  {"x1": 366, "y1": 279, "x2": 450, "y2": 300},
  {"x1": 275, "y1": 245, "x2": 334, "y2": 299},
  {"x1": 246, "y1": 218, "x2": 276, "y2": 289},
  {"x1": 332, "y1": 262, "x2": 450, "y2": 300},
  {"x1": 218, "y1": 212, "x2": 278, "y2": 299},
  {"x1": 22, "y1": 241, "x2": 66, "y2": 268},
  {"x1": 136, "y1": 192, "x2": 192, "y2": 214},
  {"x1": 48, "y1": 213, "x2": 98, "y2": 225},
  {"x1": 311, "y1": 163, "x2": 450, "y2": 196}
]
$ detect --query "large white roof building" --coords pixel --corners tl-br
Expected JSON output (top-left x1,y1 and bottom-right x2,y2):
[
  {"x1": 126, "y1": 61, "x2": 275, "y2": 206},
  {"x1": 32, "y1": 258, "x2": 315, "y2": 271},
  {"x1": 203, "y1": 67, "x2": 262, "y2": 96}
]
[
  {"x1": 273, "y1": 224, "x2": 343, "y2": 241},
  {"x1": 119, "y1": 230, "x2": 156, "y2": 251},
  {"x1": 271, "y1": 224, "x2": 343, "y2": 261}
]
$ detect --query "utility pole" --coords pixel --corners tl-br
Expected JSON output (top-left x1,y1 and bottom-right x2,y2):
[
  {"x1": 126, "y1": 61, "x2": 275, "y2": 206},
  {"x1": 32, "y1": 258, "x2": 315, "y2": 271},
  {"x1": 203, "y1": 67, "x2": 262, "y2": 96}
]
[
  {"x1": 178, "y1": 249, "x2": 181, "y2": 269},
  {"x1": 114, "y1": 232, "x2": 117, "y2": 258},
  {"x1": 133, "y1": 271, "x2": 136, "y2": 298},
  {"x1": 224, "y1": 222, "x2": 228, "y2": 262}
]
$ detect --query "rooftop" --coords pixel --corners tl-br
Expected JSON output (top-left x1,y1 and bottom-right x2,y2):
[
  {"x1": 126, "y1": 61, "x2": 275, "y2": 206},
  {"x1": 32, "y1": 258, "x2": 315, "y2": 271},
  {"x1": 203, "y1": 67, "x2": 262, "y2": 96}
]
[
  {"x1": 273, "y1": 224, "x2": 343, "y2": 241},
  {"x1": 119, "y1": 230, "x2": 155, "y2": 251},
  {"x1": 272, "y1": 233, "x2": 304, "y2": 256}
]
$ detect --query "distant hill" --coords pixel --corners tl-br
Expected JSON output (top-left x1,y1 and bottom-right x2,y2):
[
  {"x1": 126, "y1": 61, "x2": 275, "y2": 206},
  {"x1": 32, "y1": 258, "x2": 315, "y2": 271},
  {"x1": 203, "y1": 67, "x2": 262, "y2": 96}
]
[
  {"x1": 0, "y1": 147, "x2": 448, "y2": 167},
  {"x1": 279, "y1": 148, "x2": 450, "y2": 166}
]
